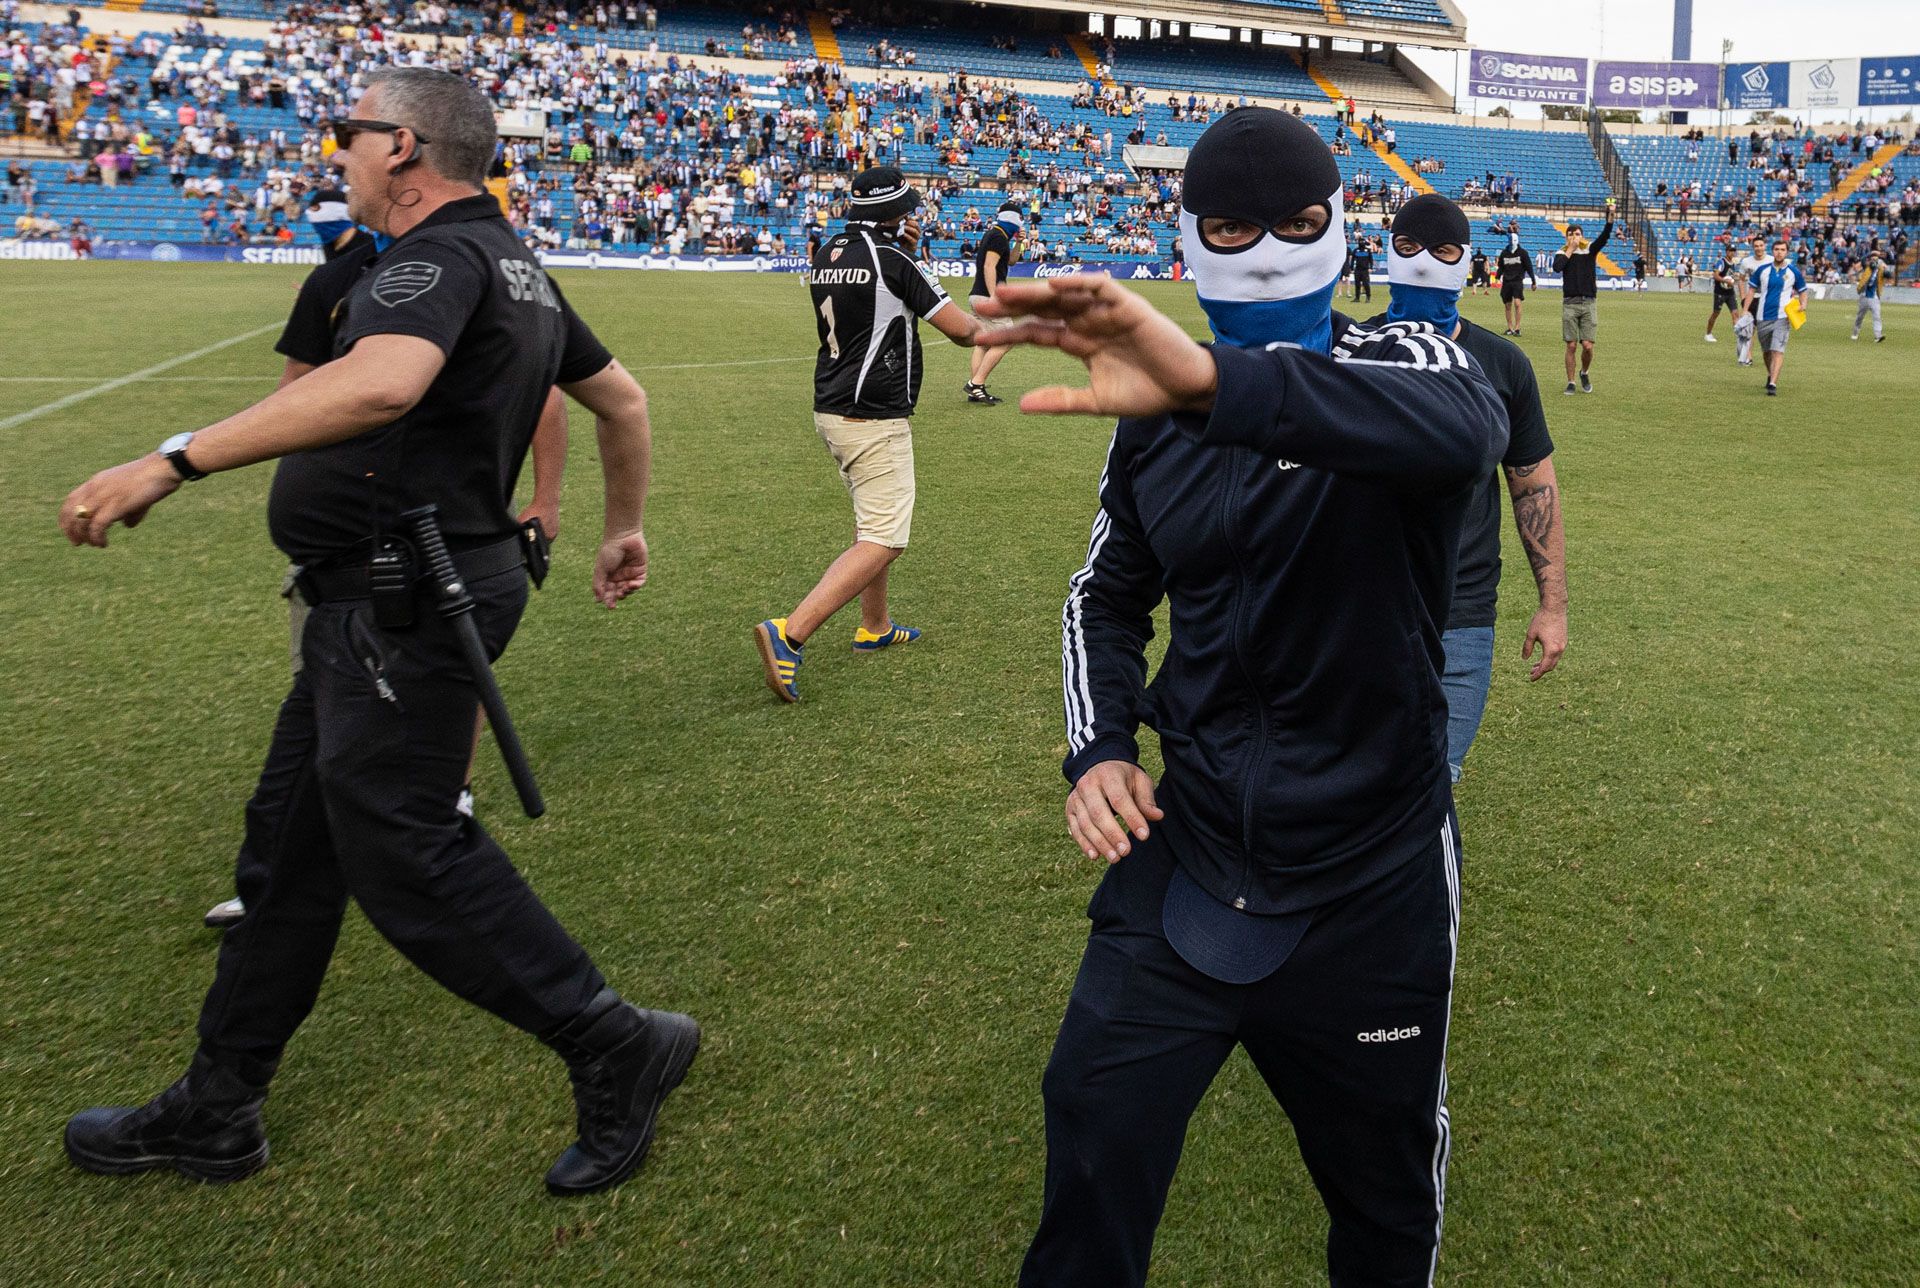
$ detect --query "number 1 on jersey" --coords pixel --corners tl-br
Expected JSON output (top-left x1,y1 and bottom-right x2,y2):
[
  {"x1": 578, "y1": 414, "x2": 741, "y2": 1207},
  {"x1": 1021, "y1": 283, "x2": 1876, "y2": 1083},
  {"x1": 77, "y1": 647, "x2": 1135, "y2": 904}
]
[{"x1": 819, "y1": 295, "x2": 841, "y2": 359}]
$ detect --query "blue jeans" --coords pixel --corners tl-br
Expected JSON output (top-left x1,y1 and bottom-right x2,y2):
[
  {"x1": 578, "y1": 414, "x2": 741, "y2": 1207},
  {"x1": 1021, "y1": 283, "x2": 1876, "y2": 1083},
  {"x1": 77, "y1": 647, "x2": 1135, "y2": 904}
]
[{"x1": 1440, "y1": 626, "x2": 1495, "y2": 783}]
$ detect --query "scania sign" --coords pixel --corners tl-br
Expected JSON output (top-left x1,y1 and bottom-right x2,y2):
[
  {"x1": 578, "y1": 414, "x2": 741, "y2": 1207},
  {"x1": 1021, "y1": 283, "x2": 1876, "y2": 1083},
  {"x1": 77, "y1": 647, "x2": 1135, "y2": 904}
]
[{"x1": 1467, "y1": 48, "x2": 1589, "y2": 105}]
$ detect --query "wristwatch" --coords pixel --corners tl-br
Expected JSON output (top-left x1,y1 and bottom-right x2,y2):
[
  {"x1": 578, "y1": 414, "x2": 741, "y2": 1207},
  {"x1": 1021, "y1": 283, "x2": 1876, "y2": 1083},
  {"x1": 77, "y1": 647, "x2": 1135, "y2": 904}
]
[{"x1": 158, "y1": 430, "x2": 207, "y2": 481}]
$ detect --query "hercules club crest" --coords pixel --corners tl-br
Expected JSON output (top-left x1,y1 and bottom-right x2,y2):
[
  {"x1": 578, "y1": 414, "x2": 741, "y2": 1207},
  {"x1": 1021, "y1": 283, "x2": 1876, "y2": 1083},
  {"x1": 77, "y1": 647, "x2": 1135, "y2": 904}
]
[{"x1": 372, "y1": 261, "x2": 442, "y2": 307}]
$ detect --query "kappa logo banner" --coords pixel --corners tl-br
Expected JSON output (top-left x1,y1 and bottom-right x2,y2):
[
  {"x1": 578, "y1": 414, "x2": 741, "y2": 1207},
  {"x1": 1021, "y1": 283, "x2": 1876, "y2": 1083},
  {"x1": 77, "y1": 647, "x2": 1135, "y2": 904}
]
[
  {"x1": 1467, "y1": 48, "x2": 1589, "y2": 105},
  {"x1": 372, "y1": 261, "x2": 443, "y2": 306}
]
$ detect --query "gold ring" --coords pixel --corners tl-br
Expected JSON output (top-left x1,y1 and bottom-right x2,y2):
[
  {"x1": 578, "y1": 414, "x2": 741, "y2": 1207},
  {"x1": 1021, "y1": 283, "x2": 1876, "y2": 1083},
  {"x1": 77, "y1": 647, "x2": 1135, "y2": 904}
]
[{"x1": 74, "y1": 505, "x2": 93, "y2": 520}]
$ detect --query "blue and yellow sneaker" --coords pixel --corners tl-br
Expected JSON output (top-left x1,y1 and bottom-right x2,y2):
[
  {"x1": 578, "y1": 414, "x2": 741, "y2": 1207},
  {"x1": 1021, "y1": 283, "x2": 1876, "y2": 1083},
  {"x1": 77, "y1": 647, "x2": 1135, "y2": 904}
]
[
  {"x1": 853, "y1": 621, "x2": 920, "y2": 651},
  {"x1": 755, "y1": 618, "x2": 803, "y2": 702}
]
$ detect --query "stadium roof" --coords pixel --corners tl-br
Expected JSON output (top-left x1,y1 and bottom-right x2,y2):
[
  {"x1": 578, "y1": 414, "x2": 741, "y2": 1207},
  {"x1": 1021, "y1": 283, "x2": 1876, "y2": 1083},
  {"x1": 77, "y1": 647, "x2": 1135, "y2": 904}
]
[{"x1": 969, "y1": 0, "x2": 1469, "y2": 51}]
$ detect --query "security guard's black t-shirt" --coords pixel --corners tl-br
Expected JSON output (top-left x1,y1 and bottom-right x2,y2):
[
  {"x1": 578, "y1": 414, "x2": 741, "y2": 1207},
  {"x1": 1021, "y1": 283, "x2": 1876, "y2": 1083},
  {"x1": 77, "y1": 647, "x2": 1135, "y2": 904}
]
[
  {"x1": 810, "y1": 223, "x2": 953, "y2": 418},
  {"x1": 275, "y1": 235, "x2": 380, "y2": 366},
  {"x1": 970, "y1": 223, "x2": 1011, "y2": 298},
  {"x1": 267, "y1": 195, "x2": 612, "y2": 563}
]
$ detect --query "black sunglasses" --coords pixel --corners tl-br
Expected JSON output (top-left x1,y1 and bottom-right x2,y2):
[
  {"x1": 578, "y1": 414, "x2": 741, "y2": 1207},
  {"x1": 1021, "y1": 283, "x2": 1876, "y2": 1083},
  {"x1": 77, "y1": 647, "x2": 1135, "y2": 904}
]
[{"x1": 331, "y1": 119, "x2": 431, "y2": 150}]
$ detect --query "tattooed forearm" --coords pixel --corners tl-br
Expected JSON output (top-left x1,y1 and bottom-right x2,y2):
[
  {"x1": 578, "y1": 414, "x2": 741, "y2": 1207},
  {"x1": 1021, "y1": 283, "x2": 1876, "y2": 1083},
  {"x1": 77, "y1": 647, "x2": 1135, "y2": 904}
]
[
  {"x1": 1506, "y1": 460, "x2": 1545, "y2": 480},
  {"x1": 1510, "y1": 483, "x2": 1566, "y2": 604}
]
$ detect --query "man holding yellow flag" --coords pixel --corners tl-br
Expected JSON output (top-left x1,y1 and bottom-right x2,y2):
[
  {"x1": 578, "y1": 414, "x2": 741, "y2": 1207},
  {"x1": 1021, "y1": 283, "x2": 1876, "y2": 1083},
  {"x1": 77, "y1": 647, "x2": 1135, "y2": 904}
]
[{"x1": 1747, "y1": 240, "x2": 1809, "y2": 397}]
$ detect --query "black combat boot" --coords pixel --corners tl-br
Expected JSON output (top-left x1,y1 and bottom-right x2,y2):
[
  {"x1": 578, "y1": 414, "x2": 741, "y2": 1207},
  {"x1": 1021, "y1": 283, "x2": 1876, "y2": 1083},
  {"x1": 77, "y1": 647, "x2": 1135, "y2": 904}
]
[
  {"x1": 541, "y1": 988, "x2": 699, "y2": 1196},
  {"x1": 65, "y1": 1053, "x2": 270, "y2": 1183}
]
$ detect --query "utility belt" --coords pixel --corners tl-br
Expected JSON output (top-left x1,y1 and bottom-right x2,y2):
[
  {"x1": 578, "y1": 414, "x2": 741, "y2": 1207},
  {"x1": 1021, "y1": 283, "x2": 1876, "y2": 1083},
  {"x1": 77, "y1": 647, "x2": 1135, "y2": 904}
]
[{"x1": 292, "y1": 520, "x2": 550, "y2": 627}]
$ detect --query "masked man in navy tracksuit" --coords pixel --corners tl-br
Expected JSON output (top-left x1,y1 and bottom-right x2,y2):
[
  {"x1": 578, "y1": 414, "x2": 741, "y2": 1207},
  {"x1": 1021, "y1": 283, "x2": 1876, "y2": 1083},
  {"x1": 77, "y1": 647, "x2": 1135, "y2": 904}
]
[{"x1": 981, "y1": 109, "x2": 1510, "y2": 1287}]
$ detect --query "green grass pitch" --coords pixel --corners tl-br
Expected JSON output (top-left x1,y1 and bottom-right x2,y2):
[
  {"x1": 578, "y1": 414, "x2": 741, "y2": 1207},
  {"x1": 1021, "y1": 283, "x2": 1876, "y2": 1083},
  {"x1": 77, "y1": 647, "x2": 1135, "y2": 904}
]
[{"x1": 1, "y1": 263, "x2": 1915, "y2": 1285}]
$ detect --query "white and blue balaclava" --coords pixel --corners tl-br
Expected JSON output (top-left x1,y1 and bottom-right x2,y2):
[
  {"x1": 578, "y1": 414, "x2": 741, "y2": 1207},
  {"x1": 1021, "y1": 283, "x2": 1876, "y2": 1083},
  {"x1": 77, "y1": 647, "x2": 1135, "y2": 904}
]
[
  {"x1": 1385, "y1": 194, "x2": 1473, "y2": 332},
  {"x1": 1179, "y1": 108, "x2": 1346, "y2": 353},
  {"x1": 996, "y1": 201, "x2": 1023, "y2": 238}
]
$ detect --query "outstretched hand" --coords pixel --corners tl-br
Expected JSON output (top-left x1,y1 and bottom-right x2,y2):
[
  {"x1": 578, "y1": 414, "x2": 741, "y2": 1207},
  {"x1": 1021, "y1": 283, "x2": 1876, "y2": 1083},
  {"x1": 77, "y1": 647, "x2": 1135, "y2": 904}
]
[{"x1": 975, "y1": 274, "x2": 1219, "y2": 419}]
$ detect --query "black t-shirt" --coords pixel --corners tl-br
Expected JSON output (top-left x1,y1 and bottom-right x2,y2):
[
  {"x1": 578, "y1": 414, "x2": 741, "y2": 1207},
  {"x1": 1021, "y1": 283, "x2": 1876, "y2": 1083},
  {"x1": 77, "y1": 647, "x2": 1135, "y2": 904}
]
[
  {"x1": 275, "y1": 235, "x2": 381, "y2": 366},
  {"x1": 810, "y1": 222, "x2": 953, "y2": 418},
  {"x1": 970, "y1": 223, "x2": 1011, "y2": 299},
  {"x1": 1365, "y1": 315, "x2": 1554, "y2": 628},
  {"x1": 268, "y1": 195, "x2": 612, "y2": 563},
  {"x1": 1495, "y1": 245, "x2": 1532, "y2": 285}
]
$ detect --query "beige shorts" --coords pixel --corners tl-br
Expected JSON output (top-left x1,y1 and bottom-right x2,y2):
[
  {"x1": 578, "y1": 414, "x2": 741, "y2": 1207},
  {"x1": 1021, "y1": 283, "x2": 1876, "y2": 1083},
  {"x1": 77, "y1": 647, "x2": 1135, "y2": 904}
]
[
  {"x1": 814, "y1": 411, "x2": 915, "y2": 548},
  {"x1": 1562, "y1": 296, "x2": 1598, "y2": 343}
]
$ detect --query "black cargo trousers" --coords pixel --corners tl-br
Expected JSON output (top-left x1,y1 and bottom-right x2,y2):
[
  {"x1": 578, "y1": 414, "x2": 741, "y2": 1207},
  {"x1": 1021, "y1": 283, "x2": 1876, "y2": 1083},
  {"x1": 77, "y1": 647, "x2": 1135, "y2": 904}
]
[{"x1": 196, "y1": 566, "x2": 605, "y2": 1083}]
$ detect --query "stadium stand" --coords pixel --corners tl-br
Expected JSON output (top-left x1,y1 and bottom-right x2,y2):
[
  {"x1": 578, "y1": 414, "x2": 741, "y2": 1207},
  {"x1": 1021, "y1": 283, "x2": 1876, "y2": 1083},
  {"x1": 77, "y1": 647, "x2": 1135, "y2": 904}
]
[{"x1": 1, "y1": 1, "x2": 1692, "y2": 277}]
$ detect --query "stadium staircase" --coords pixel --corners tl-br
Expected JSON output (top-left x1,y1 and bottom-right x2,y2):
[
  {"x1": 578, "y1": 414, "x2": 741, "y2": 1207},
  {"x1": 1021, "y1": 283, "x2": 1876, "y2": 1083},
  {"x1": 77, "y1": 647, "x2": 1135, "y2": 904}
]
[
  {"x1": 1815, "y1": 139, "x2": 1905, "y2": 216},
  {"x1": 103, "y1": 0, "x2": 145, "y2": 11},
  {"x1": 1296, "y1": 56, "x2": 1434, "y2": 196},
  {"x1": 1316, "y1": 0, "x2": 1348, "y2": 26},
  {"x1": 1065, "y1": 33, "x2": 1108, "y2": 84},
  {"x1": 807, "y1": 11, "x2": 842, "y2": 64}
]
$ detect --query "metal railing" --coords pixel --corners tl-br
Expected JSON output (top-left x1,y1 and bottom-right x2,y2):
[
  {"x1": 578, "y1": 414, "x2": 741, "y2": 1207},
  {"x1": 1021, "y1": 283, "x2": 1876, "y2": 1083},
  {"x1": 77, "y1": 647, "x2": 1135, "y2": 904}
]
[{"x1": 1585, "y1": 109, "x2": 1659, "y2": 262}]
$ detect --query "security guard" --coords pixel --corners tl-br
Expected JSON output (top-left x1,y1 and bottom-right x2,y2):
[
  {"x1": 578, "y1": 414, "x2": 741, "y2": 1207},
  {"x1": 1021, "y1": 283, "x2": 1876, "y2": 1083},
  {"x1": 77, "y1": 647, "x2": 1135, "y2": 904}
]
[
  {"x1": 58, "y1": 68, "x2": 695, "y2": 1197},
  {"x1": 201, "y1": 220, "x2": 573, "y2": 931}
]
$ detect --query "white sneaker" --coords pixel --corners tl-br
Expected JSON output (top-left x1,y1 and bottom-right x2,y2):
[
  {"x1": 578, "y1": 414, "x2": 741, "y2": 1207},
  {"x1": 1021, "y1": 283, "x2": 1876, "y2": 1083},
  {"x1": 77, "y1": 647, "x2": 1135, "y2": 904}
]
[
  {"x1": 1850, "y1": 333, "x2": 1859, "y2": 341},
  {"x1": 204, "y1": 897, "x2": 245, "y2": 929},
  {"x1": 1703, "y1": 334, "x2": 1717, "y2": 342}
]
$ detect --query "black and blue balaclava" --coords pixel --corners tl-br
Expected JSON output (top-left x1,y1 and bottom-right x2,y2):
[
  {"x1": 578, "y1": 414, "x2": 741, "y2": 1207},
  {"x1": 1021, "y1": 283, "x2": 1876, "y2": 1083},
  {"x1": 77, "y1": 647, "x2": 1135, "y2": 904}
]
[
  {"x1": 1385, "y1": 193, "x2": 1472, "y2": 331},
  {"x1": 1179, "y1": 108, "x2": 1346, "y2": 353}
]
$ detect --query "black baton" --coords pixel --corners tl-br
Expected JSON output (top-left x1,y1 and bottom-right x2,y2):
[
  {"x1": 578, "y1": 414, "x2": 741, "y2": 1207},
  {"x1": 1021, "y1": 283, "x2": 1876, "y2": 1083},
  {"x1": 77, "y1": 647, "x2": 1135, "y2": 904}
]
[{"x1": 402, "y1": 504, "x2": 545, "y2": 819}]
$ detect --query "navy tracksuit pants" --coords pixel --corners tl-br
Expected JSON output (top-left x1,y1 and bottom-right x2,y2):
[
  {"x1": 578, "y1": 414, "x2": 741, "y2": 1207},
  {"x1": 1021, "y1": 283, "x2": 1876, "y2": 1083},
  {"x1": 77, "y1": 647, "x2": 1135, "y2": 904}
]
[{"x1": 1021, "y1": 815, "x2": 1462, "y2": 1288}]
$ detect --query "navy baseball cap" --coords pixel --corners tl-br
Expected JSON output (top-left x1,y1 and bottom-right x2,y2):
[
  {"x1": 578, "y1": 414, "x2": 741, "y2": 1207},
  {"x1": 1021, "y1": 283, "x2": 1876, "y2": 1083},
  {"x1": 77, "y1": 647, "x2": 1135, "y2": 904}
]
[{"x1": 1162, "y1": 865, "x2": 1314, "y2": 985}]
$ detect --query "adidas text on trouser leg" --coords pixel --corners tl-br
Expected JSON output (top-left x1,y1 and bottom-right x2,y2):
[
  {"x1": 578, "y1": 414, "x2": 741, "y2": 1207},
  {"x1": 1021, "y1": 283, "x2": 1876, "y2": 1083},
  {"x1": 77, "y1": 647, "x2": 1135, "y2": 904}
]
[{"x1": 1020, "y1": 818, "x2": 1462, "y2": 1288}]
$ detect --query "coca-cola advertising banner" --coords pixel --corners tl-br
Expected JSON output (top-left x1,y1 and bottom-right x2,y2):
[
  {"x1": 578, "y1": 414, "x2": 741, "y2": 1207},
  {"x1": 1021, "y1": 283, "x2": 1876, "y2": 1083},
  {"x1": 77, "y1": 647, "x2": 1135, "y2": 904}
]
[
  {"x1": 1467, "y1": 49, "x2": 1590, "y2": 105},
  {"x1": 1592, "y1": 60, "x2": 1719, "y2": 109}
]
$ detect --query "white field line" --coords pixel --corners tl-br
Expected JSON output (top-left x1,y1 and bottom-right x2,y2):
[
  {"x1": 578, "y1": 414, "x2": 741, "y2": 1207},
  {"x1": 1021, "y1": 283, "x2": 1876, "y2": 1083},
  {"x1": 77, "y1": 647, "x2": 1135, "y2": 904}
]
[{"x1": 0, "y1": 323, "x2": 281, "y2": 431}]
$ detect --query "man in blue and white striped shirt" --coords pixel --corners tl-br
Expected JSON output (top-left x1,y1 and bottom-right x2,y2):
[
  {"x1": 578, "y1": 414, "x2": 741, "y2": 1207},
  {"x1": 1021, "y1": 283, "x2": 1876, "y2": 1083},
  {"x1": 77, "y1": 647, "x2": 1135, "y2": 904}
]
[{"x1": 1746, "y1": 241, "x2": 1809, "y2": 396}]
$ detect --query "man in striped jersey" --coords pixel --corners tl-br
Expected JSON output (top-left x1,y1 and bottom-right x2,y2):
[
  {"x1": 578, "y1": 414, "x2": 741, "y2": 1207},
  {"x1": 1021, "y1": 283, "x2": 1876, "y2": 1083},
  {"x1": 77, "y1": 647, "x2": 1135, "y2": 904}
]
[
  {"x1": 754, "y1": 167, "x2": 987, "y2": 702},
  {"x1": 1747, "y1": 240, "x2": 1810, "y2": 396},
  {"x1": 983, "y1": 109, "x2": 1509, "y2": 1288}
]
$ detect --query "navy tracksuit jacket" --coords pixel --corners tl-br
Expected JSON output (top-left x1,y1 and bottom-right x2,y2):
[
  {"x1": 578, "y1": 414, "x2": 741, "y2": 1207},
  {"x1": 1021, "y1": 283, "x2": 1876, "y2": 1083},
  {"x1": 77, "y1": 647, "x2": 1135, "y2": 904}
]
[
  {"x1": 1026, "y1": 316, "x2": 1510, "y2": 1288},
  {"x1": 1061, "y1": 316, "x2": 1511, "y2": 912}
]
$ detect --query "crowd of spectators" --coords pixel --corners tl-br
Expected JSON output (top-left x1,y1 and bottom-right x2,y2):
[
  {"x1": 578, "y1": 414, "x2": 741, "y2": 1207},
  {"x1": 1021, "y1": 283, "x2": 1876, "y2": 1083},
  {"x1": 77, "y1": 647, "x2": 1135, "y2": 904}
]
[{"x1": 5, "y1": 0, "x2": 1913, "y2": 276}]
